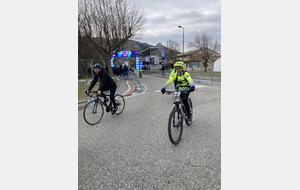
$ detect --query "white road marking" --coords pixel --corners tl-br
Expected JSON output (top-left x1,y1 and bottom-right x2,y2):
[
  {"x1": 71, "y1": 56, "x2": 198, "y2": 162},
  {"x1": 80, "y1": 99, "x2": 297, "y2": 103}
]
[
  {"x1": 123, "y1": 83, "x2": 148, "y2": 99},
  {"x1": 195, "y1": 85, "x2": 206, "y2": 88},
  {"x1": 124, "y1": 84, "x2": 206, "y2": 98}
]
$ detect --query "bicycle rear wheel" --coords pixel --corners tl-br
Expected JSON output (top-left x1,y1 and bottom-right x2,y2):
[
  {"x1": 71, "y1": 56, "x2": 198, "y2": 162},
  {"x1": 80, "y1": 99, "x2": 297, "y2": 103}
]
[
  {"x1": 83, "y1": 100, "x2": 104, "y2": 125},
  {"x1": 185, "y1": 98, "x2": 193, "y2": 126},
  {"x1": 114, "y1": 94, "x2": 125, "y2": 115},
  {"x1": 168, "y1": 108, "x2": 183, "y2": 145}
]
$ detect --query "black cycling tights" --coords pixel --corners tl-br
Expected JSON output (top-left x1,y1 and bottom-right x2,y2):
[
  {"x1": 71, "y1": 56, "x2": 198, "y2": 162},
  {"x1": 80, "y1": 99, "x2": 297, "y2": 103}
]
[
  {"x1": 180, "y1": 91, "x2": 190, "y2": 114},
  {"x1": 102, "y1": 85, "x2": 117, "y2": 108}
]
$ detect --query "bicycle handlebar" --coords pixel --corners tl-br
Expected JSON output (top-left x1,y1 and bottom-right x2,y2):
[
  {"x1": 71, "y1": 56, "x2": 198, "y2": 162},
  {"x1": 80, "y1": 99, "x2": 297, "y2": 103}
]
[
  {"x1": 85, "y1": 91, "x2": 106, "y2": 98},
  {"x1": 165, "y1": 90, "x2": 190, "y2": 95},
  {"x1": 165, "y1": 91, "x2": 174, "y2": 95}
]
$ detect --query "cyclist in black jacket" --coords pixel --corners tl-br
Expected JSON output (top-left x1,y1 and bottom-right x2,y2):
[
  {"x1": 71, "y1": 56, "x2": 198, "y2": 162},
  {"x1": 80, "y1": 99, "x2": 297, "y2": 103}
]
[{"x1": 86, "y1": 63, "x2": 118, "y2": 115}]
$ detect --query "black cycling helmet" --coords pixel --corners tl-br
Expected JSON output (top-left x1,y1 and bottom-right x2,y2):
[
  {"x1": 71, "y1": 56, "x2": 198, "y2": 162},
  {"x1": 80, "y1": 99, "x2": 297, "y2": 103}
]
[{"x1": 93, "y1": 63, "x2": 102, "y2": 69}]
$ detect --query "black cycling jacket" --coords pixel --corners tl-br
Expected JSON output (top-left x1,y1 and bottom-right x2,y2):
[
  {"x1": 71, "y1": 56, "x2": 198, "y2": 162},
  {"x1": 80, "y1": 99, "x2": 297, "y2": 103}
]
[{"x1": 88, "y1": 69, "x2": 116, "y2": 92}]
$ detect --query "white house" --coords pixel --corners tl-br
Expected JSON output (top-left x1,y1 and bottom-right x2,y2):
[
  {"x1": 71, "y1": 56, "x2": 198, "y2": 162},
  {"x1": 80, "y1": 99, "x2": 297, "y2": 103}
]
[{"x1": 213, "y1": 58, "x2": 221, "y2": 71}]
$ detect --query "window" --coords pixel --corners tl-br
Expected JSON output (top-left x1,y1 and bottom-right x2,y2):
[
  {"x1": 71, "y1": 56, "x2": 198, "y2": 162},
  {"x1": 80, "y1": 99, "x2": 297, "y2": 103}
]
[{"x1": 188, "y1": 62, "x2": 199, "y2": 68}]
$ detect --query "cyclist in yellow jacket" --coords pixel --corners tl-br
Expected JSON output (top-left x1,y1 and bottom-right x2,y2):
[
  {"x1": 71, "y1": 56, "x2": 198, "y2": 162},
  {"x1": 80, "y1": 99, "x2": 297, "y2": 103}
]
[{"x1": 161, "y1": 61, "x2": 195, "y2": 120}]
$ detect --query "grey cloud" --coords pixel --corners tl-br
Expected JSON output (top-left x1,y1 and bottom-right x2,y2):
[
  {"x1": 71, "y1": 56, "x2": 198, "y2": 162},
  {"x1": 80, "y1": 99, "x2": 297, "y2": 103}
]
[{"x1": 138, "y1": 0, "x2": 221, "y2": 48}]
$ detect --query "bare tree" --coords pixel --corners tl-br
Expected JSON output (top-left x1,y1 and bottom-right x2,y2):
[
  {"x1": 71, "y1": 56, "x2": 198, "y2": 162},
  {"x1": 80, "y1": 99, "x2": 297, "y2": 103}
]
[
  {"x1": 187, "y1": 30, "x2": 221, "y2": 72},
  {"x1": 78, "y1": 0, "x2": 147, "y2": 76},
  {"x1": 166, "y1": 39, "x2": 181, "y2": 65}
]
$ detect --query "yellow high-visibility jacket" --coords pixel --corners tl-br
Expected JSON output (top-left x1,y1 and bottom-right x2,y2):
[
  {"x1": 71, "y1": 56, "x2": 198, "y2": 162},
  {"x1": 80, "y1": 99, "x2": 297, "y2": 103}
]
[
  {"x1": 169, "y1": 69, "x2": 176, "y2": 79},
  {"x1": 163, "y1": 71, "x2": 195, "y2": 91}
]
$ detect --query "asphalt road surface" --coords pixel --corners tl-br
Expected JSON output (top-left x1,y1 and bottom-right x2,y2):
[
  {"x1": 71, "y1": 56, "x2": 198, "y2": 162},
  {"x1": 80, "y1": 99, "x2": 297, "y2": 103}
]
[{"x1": 78, "y1": 74, "x2": 221, "y2": 190}]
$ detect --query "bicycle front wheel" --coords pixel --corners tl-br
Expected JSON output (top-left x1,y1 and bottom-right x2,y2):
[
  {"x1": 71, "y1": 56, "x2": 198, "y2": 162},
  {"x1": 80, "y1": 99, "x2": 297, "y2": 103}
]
[
  {"x1": 83, "y1": 100, "x2": 104, "y2": 125},
  {"x1": 168, "y1": 108, "x2": 183, "y2": 145},
  {"x1": 114, "y1": 94, "x2": 125, "y2": 115}
]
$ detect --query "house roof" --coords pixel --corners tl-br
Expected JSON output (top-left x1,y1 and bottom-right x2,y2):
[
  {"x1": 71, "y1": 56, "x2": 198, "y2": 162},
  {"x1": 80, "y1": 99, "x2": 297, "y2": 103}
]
[
  {"x1": 177, "y1": 48, "x2": 221, "y2": 56},
  {"x1": 139, "y1": 47, "x2": 159, "y2": 56},
  {"x1": 214, "y1": 58, "x2": 221, "y2": 63}
]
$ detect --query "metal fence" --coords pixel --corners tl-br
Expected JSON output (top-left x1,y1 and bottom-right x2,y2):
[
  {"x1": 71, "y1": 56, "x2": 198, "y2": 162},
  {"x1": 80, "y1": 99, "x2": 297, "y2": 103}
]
[
  {"x1": 189, "y1": 71, "x2": 221, "y2": 85},
  {"x1": 128, "y1": 72, "x2": 144, "y2": 91},
  {"x1": 143, "y1": 70, "x2": 221, "y2": 85}
]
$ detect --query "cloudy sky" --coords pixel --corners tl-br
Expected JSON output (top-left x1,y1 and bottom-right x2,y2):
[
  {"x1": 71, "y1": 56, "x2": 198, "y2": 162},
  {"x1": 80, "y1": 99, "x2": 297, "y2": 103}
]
[{"x1": 137, "y1": 0, "x2": 221, "y2": 52}]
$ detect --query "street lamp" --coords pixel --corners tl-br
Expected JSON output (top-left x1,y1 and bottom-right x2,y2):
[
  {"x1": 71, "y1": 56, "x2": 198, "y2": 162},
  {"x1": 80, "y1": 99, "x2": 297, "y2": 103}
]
[{"x1": 178, "y1": 26, "x2": 184, "y2": 62}]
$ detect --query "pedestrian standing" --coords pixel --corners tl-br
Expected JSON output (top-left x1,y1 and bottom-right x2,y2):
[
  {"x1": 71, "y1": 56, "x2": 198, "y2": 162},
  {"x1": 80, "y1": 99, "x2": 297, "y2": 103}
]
[
  {"x1": 120, "y1": 64, "x2": 123, "y2": 77},
  {"x1": 161, "y1": 65, "x2": 165, "y2": 77},
  {"x1": 123, "y1": 64, "x2": 128, "y2": 79}
]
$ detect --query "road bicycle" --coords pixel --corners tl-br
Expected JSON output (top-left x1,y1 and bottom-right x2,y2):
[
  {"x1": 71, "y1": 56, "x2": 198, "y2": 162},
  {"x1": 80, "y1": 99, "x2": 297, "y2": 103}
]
[
  {"x1": 165, "y1": 88, "x2": 193, "y2": 145},
  {"x1": 83, "y1": 91, "x2": 125, "y2": 125}
]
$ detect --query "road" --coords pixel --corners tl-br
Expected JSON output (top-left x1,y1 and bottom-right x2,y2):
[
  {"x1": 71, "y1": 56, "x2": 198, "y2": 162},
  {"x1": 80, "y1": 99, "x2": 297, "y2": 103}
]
[{"x1": 78, "y1": 74, "x2": 221, "y2": 189}]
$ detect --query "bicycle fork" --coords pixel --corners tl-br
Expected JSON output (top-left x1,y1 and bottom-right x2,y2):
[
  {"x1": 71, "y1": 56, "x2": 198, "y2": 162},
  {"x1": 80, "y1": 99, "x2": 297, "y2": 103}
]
[{"x1": 180, "y1": 107, "x2": 186, "y2": 120}]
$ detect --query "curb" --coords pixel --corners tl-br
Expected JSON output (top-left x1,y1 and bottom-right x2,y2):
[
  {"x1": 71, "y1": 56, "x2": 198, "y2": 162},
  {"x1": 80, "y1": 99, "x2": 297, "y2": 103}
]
[{"x1": 124, "y1": 80, "x2": 135, "y2": 96}]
